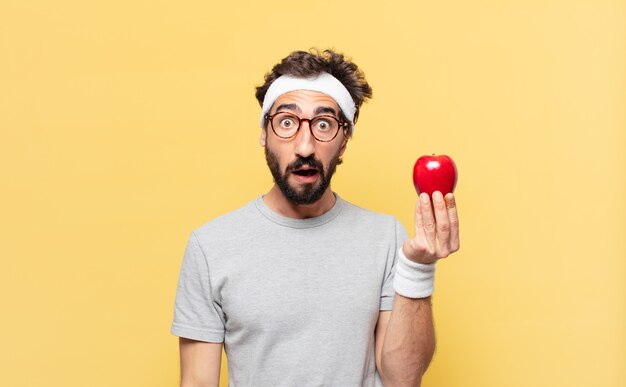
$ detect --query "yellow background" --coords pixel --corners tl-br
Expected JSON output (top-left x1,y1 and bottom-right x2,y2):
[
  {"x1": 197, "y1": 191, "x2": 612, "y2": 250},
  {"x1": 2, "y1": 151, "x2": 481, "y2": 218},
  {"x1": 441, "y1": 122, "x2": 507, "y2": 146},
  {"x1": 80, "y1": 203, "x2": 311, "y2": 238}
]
[{"x1": 1, "y1": 0, "x2": 624, "y2": 386}]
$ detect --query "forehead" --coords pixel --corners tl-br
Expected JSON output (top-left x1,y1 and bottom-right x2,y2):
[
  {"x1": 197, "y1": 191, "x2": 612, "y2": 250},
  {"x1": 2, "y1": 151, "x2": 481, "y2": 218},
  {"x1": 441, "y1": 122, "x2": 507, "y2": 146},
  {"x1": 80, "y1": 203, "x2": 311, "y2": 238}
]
[{"x1": 271, "y1": 90, "x2": 340, "y2": 113}]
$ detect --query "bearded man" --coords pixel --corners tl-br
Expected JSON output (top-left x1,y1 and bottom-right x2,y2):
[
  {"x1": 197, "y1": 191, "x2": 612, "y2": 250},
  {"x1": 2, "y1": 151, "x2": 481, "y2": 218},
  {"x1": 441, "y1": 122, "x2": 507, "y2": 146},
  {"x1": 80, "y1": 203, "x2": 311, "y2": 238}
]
[{"x1": 171, "y1": 48, "x2": 460, "y2": 387}]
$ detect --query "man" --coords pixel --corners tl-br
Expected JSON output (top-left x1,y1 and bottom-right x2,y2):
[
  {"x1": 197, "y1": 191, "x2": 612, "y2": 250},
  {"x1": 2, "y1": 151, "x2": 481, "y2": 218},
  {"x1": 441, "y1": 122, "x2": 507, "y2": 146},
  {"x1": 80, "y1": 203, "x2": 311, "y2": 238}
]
[{"x1": 171, "y1": 48, "x2": 460, "y2": 387}]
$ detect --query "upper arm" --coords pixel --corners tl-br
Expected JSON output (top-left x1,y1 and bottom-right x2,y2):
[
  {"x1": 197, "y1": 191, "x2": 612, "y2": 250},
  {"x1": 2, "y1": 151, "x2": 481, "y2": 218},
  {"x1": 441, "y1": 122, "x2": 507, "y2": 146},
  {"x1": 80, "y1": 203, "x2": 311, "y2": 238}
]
[
  {"x1": 179, "y1": 337, "x2": 222, "y2": 387},
  {"x1": 375, "y1": 310, "x2": 392, "y2": 375}
]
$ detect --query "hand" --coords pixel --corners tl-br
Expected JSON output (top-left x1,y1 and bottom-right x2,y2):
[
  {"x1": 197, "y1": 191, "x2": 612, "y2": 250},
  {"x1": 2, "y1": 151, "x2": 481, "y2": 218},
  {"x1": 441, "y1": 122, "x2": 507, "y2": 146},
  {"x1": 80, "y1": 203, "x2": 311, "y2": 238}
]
[{"x1": 403, "y1": 191, "x2": 460, "y2": 264}]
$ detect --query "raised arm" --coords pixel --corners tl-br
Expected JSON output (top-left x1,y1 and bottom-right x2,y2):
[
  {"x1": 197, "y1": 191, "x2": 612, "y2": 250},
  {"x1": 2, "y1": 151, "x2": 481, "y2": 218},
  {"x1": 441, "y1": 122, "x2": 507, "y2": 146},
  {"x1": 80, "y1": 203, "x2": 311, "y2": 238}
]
[
  {"x1": 179, "y1": 338, "x2": 222, "y2": 387},
  {"x1": 377, "y1": 191, "x2": 460, "y2": 386}
]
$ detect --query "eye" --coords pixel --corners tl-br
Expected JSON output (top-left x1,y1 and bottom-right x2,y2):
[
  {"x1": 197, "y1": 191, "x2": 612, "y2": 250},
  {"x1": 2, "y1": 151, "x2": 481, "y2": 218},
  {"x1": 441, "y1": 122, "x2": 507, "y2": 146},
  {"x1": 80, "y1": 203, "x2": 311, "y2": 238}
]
[
  {"x1": 279, "y1": 117, "x2": 296, "y2": 128},
  {"x1": 314, "y1": 119, "x2": 333, "y2": 131}
]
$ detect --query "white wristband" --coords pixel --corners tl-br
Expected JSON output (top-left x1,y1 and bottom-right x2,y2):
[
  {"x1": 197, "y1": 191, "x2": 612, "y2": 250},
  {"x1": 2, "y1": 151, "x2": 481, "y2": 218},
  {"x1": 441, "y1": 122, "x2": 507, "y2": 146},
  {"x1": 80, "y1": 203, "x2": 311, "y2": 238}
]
[{"x1": 393, "y1": 247, "x2": 436, "y2": 298}]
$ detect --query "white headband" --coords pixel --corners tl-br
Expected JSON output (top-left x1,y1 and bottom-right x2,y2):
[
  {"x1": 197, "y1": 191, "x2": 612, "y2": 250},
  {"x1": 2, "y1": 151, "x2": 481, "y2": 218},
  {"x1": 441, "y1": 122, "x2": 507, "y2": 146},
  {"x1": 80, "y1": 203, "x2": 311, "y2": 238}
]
[{"x1": 260, "y1": 71, "x2": 357, "y2": 128}]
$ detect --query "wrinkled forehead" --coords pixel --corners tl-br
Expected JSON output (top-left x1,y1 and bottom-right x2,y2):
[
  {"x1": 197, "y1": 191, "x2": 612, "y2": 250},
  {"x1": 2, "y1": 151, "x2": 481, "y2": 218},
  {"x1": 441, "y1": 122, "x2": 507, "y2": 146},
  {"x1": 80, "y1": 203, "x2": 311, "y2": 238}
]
[{"x1": 270, "y1": 90, "x2": 341, "y2": 116}]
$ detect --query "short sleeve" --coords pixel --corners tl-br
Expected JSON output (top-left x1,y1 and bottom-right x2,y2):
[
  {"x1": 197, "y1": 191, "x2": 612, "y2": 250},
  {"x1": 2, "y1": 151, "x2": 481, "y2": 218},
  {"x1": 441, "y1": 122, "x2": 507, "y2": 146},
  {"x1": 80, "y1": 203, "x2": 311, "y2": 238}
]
[
  {"x1": 379, "y1": 218, "x2": 408, "y2": 310},
  {"x1": 170, "y1": 231, "x2": 225, "y2": 342}
]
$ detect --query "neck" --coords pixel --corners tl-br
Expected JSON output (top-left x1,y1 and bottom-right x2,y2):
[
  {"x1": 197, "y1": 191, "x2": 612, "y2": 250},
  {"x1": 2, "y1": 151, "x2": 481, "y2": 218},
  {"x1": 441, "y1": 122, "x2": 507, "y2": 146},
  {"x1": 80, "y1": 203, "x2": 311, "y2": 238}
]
[{"x1": 262, "y1": 185, "x2": 337, "y2": 219}]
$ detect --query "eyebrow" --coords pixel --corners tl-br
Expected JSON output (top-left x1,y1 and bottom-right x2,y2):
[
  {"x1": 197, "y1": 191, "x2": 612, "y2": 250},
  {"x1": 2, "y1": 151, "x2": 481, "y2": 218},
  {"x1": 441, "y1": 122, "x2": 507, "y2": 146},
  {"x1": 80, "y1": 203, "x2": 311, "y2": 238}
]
[
  {"x1": 274, "y1": 103, "x2": 300, "y2": 113},
  {"x1": 274, "y1": 103, "x2": 338, "y2": 117},
  {"x1": 314, "y1": 106, "x2": 338, "y2": 116}
]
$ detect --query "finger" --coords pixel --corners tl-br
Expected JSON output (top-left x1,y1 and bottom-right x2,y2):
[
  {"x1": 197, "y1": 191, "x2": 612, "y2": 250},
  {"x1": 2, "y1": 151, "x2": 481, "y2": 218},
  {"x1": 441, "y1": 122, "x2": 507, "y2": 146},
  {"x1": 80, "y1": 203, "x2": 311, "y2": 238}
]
[
  {"x1": 419, "y1": 192, "x2": 437, "y2": 253},
  {"x1": 432, "y1": 191, "x2": 451, "y2": 254},
  {"x1": 445, "y1": 193, "x2": 460, "y2": 251}
]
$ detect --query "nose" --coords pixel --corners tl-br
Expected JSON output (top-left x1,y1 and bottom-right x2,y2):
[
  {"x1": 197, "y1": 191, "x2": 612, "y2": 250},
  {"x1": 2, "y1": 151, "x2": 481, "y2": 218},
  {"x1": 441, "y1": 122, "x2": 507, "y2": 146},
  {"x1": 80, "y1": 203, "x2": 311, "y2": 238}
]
[{"x1": 293, "y1": 120, "x2": 316, "y2": 158}]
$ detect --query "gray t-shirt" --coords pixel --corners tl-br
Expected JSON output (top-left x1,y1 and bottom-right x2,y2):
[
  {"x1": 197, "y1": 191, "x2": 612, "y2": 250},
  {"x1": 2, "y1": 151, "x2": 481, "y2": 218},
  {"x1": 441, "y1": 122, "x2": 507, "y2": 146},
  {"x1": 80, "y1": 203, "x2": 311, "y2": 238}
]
[{"x1": 171, "y1": 193, "x2": 407, "y2": 386}]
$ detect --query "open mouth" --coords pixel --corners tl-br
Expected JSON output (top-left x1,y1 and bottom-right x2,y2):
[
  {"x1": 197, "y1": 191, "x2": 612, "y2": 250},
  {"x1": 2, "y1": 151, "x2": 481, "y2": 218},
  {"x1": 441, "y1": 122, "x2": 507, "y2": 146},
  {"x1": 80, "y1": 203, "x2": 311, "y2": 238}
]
[
  {"x1": 292, "y1": 168, "x2": 319, "y2": 177},
  {"x1": 290, "y1": 165, "x2": 321, "y2": 183}
]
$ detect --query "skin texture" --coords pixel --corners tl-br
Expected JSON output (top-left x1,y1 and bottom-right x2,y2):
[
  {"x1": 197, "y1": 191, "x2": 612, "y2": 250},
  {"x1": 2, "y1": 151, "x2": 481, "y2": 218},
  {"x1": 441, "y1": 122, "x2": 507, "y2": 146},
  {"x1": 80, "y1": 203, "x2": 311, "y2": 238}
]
[
  {"x1": 178, "y1": 89, "x2": 461, "y2": 386},
  {"x1": 179, "y1": 338, "x2": 221, "y2": 387}
]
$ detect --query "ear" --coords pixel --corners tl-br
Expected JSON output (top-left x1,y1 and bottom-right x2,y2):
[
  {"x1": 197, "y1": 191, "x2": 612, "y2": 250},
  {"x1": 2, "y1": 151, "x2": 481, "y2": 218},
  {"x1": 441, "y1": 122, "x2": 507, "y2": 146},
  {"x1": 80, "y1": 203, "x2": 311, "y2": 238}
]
[{"x1": 259, "y1": 128, "x2": 267, "y2": 147}]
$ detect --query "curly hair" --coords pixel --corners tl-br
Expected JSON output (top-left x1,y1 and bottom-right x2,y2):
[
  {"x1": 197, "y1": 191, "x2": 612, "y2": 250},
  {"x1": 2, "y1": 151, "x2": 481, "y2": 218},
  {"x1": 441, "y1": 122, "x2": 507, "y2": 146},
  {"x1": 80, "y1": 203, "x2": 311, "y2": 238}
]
[{"x1": 255, "y1": 48, "x2": 373, "y2": 137}]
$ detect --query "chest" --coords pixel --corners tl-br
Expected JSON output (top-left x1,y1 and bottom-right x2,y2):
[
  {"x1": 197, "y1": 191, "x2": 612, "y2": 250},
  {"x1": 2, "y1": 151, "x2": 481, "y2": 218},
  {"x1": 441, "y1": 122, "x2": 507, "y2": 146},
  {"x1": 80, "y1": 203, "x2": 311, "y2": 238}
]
[{"x1": 212, "y1": 234, "x2": 389, "y2": 340}]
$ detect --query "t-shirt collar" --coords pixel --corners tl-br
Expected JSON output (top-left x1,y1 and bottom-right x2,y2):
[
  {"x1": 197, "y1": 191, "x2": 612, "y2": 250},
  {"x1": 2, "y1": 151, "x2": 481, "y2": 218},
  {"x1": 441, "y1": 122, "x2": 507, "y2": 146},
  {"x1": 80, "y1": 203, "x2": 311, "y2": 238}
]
[{"x1": 254, "y1": 192, "x2": 345, "y2": 228}]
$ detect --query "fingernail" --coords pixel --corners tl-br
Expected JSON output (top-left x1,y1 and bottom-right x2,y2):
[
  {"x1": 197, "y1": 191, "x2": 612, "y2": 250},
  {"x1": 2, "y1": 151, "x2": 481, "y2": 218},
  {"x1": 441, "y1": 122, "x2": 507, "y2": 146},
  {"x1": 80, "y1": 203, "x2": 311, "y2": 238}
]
[
  {"x1": 433, "y1": 191, "x2": 443, "y2": 202},
  {"x1": 420, "y1": 193, "x2": 429, "y2": 203}
]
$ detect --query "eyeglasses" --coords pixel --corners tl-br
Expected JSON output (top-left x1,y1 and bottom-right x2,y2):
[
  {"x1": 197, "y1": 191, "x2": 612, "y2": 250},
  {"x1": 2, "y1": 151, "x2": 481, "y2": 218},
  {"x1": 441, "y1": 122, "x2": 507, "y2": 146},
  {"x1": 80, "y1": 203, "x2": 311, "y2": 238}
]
[{"x1": 265, "y1": 112, "x2": 349, "y2": 142}]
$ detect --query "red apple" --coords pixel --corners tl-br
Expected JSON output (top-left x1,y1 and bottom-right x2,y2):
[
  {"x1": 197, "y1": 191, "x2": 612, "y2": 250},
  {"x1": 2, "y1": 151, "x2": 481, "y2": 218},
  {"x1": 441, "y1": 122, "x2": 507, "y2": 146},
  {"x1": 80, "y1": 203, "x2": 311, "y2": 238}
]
[{"x1": 413, "y1": 154, "x2": 458, "y2": 196}]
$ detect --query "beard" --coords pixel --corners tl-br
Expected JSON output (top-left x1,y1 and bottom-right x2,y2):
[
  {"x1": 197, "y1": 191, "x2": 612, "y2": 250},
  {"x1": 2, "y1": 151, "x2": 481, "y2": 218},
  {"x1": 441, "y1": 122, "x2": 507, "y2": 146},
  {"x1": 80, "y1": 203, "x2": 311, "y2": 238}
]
[{"x1": 264, "y1": 145, "x2": 341, "y2": 205}]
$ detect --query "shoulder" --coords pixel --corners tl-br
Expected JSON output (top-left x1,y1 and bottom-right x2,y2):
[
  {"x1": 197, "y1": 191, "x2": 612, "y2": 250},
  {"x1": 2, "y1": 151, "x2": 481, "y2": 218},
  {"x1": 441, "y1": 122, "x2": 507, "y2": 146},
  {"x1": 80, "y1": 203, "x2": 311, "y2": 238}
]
[
  {"x1": 335, "y1": 196, "x2": 408, "y2": 253},
  {"x1": 190, "y1": 197, "x2": 261, "y2": 245},
  {"x1": 338, "y1": 196, "x2": 404, "y2": 233}
]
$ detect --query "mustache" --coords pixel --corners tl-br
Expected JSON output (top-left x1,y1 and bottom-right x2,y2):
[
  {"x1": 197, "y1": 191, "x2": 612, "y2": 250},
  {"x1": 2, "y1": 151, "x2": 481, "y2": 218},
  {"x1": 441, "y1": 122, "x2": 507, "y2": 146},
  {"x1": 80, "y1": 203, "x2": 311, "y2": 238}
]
[{"x1": 286, "y1": 156, "x2": 323, "y2": 173}]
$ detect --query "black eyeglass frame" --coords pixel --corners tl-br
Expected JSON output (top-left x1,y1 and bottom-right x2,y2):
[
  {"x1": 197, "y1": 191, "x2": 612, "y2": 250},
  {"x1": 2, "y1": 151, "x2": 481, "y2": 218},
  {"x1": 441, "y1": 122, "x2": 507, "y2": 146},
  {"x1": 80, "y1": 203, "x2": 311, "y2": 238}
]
[{"x1": 264, "y1": 112, "x2": 350, "y2": 142}]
